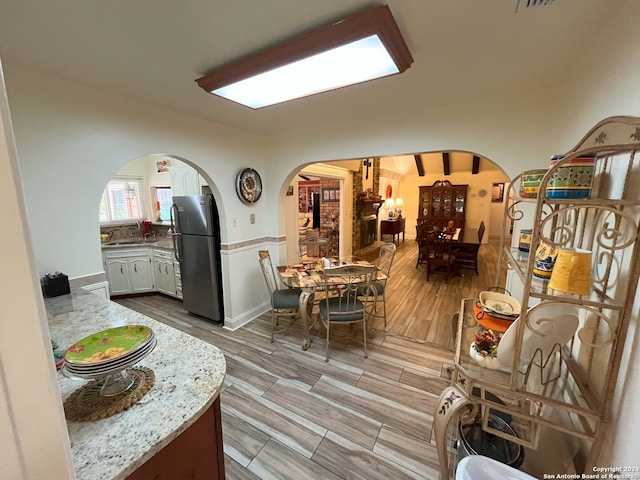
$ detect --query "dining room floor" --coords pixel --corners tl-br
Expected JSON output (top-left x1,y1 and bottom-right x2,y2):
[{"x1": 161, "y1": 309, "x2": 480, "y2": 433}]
[{"x1": 114, "y1": 237, "x2": 504, "y2": 479}]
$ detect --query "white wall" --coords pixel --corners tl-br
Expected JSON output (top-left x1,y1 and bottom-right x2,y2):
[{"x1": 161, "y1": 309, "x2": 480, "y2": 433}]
[
  {"x1": 557, "y1": 0, "x2": 640, "y2": 467},
  {"x1": 4, "y1": 66, "x2": 273, "y2": 328},
  {"x1": 0, "y1": 62, "x2": 75, "y2": 479}
]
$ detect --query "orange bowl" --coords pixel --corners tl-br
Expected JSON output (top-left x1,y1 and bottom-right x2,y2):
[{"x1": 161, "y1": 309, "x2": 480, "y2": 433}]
[{"x1": 473, "y1": 302, "x2": 515, "y2": 333}]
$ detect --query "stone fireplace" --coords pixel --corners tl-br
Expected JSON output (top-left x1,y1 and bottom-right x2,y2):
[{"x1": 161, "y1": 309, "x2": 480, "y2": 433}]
[
  {"x1": 355, "y1": 195, "x2": 382, "y2": 249},
  {"x1": 360, "y1": 214, "x2": 378, "y2": 249}
]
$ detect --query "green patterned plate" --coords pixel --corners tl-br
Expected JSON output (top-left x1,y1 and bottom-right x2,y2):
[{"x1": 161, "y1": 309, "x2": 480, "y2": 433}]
[{"x1": 64, "y1": 325, "x2": 154, "y2": 366}]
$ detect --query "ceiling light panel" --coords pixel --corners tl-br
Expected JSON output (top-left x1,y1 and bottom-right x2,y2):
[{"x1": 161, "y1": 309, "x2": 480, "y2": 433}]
[{"x1": 196, "y1": 5, "x2": 413, "y2": 109}]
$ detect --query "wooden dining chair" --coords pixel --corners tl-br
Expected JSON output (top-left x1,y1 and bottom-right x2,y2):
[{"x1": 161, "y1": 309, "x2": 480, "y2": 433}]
[
  {"x1": 425, "y1": 231, "x2": 457, "y2": 283},
  {"x1": 258, "y1": 250, "x2": 303, "y2": 342},
  {"x1": 452, "y1": 221, "x2": 485, "y2": 275},
  {"x1": 318, "y1": 264, "x2": 376, "y2": 362},
  {"x1": 415, "y1": 221, "x2": 434, "y2": 268}
]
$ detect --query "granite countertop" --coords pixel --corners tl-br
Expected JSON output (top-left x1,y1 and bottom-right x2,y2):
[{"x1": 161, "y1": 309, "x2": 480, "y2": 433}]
[
  {"x1": 46, "y1": 289, "x2": 226, "y2": 480},
  {"x1": 100, "y1": 238, "x2": 174, "y2": 250}
]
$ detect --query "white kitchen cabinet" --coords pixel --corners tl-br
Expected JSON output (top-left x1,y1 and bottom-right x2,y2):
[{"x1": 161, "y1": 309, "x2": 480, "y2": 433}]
[
  {"x1": 169, "y1": 165, "x2": 201, "y2": 196},
  {"x1": 174, "y1": 260, "x2": 183, "y2": 299},
  {"x1": 152, "y1": 249, "x2": 177, "y2": 297},
  {"x1": 105, "y1": 258, "x2": 131, "y2": 295},
  {"x1": 103, "y1": 248, "x2": 154, "y2": 296}
]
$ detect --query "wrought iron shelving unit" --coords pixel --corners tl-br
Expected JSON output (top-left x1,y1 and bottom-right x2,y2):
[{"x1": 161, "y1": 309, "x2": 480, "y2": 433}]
[{"x1": 433, "y1": 116, "x2": 640, "y2": 479}]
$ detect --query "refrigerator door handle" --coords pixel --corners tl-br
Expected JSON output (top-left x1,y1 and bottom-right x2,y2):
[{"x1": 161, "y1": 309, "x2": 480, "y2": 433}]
[{"x1": 170, "y1": 203, "x2": 182, "y2": 262}]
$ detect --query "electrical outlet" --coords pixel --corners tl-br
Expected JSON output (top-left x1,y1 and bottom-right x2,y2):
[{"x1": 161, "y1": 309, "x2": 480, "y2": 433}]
[
  {"x1": 250, "y1": 213, "x2": 255, "y2": 224},
  {"x1": 232, "y1": 216, "x2": 238, "y2": 227}
]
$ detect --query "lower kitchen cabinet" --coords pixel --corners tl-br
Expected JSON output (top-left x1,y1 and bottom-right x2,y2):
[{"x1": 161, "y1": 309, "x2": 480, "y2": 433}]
[
  {"x1": 174, "y1": 260, "x2": 183, "y2": 299},
  {"x1": 153, "y1": 249, "x2": 177, "y2": 297},
  {"x1": 104, "y1": 246, "x2": 182, "y2": 298},
  {"x1": 104, "y1": 249, "x2": 154, "y2": 295}
]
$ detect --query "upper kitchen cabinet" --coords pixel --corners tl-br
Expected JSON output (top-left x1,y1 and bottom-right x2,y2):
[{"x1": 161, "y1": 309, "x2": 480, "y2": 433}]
[{"x1": 169, "y1": 165, "x2": 206, "y2": 196}]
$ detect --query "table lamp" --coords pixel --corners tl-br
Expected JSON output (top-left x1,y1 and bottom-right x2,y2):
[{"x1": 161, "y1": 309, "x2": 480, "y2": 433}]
[
  {"x1": 395, "y1": 198, "x2": 404, "y2": 218},
  {"x1": 384, "y1": 198, "x2": 396, "y2": 218}
]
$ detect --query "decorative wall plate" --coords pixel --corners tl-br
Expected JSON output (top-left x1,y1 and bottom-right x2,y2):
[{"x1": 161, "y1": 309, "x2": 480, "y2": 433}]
[{"x1": 236, "y1": 168, "x2": 262, "y2": 204}]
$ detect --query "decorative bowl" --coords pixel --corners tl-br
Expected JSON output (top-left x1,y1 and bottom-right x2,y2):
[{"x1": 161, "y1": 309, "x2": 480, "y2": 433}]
[
  {"x1": 519, "y1": 169, "x2": 547, "y2": 198},
  {"x1": 100, "y1": 232, "x2": 112, "y2": 243},
  {"x1": 546, "y1": 154, "x2": 596, "y2": 199},
  {"x1": 479, "y1": 291, "x2": 521, "y2": 318}
]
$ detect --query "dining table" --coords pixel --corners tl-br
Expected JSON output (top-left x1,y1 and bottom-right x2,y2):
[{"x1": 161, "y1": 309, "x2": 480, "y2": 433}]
[{"x1": 277, "y1": 257, "x2": 386, "y2": 350}]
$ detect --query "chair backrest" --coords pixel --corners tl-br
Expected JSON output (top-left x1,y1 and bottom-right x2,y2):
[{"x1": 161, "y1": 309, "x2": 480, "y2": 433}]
[
  {"x1": 478, "y1": 221, "x2": 486, "y2": 244},
  {"x1": 416, "y1": 221, "x2": 433, "y2": 240},
  {"x1": 321, "y1": 264, "x2": 376, "y2": 318},
  {"x1": 299, "y1": 236, "x2": 329, "y2": 246},
  {"x1": 299, "y1": 236, "x2": 329, "y2": 258},
  {"x1": 258, "y1": 250, "x2": 278, "y2": 299},
  {"x1": 375, "y1": 242, "x2": 397, "y2": 277},
  {"x1": 426, "y1": 231, "x2": 454, "y2": 260}
]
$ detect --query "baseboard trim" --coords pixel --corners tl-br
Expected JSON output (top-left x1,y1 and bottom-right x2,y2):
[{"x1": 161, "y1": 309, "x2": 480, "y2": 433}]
[{"x1": 223, "y1": 302, "x2": 270, "y2": 331}]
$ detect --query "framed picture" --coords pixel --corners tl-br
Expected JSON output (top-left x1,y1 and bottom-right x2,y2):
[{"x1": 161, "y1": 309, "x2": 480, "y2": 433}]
[
  {"x1": 322, "y1": 187, "x2": 339, "y2": 202},
  {"x1": 286, "y1": 186, "x2": 294, "y2": 196},
  {"x1": 156, "y1": 159, "x2": 170, "y2": 173},
  {"x1": 492, "y1": 183, "x2": 504, "y2": 203}
]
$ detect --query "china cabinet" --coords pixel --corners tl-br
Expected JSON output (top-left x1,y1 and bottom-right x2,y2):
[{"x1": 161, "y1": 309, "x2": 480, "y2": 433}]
[
  {"x1": 434, "y1": 116, "x2": 640, "y2": 479},
  {"x1": 417, "y1": 180, "x2": 467, "y2": 235}
]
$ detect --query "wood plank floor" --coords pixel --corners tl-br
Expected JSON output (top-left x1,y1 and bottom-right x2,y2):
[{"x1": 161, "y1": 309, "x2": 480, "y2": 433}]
[{"x1": 115, "y1": 238, "x2": 505, "y2": 480}]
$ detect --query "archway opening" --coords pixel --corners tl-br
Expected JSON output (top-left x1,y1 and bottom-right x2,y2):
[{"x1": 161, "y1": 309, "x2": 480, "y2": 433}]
[{"x1": 98, "y1": 154, "x2": 225, "y2": 324}]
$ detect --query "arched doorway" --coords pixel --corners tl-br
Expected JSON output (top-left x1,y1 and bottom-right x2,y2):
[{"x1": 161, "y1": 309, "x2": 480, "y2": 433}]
[
  {"x1": 98, "y1": 154, "x2": 225, "y2": 323},
  {"x1": 282, "y1": 151, "x2": 510, "y2": 264}
]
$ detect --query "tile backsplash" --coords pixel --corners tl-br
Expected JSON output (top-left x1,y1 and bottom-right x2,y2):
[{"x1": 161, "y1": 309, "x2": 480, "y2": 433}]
[{"x1": 100, "y1": 223, "x2": 170, "y2": 242}]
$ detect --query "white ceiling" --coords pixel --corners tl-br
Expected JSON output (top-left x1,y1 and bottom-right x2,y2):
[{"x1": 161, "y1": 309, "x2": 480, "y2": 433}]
[{"x1": 0, "y1": 0, "x2": 623, "y2": 136}]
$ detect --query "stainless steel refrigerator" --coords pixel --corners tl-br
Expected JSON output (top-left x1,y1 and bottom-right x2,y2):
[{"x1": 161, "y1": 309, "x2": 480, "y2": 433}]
[{"x1": 171, "y1": 195, "x2": 224, "y2": 323}]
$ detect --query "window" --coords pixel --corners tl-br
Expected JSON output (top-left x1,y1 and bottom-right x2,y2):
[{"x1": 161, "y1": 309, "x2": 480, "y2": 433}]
[
  {"x1": 100, "y1": 177, "x2": 146, "y2": 224},
  {"x1": 155, "y1": 187, "x2": 173, "y2": 222}
]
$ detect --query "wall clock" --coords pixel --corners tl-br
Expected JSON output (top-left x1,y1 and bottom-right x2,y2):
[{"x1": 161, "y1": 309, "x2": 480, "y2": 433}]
[{"x1": 236, "y1": 168, "x2": 262, "y2": 204}]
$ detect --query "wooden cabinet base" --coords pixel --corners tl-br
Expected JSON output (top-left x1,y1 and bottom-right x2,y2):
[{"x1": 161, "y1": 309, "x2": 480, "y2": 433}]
[{"x1": 127, "y1": 397, "x2": 225, "y2": 479}]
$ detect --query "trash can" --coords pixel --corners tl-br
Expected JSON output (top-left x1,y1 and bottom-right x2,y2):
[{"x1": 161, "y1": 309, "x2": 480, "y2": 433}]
[{"x1": 457, "y1": 412, "x2": 525, "y2": 468}]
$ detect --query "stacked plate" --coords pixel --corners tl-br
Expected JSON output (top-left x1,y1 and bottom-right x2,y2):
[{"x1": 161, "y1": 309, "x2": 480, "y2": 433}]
[{"x1": 62, "y1": 325, "x2": 156, "y2": 379}]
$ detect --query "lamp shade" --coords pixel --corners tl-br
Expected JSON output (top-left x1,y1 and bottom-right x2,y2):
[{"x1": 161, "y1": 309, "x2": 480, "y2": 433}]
[
  {"x1": 395, "y1": 197, "x2": 404, "y2": 208},
  {"x1": 549, "y1": 248, "x2": 592, "y2": 295}
]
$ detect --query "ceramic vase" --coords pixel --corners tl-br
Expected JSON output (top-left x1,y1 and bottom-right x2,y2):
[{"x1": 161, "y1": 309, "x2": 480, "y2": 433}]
[
  {"x1": 532, "y1": 242, "x2": 558, "y2": 280},
  {"x1": 469, "y1": 343, "x2": 501, "y2": 369}
]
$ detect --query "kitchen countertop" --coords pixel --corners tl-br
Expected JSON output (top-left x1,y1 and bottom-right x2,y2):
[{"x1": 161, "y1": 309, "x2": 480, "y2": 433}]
[
  {"x1": 45, "y1": 289, "x2": 226, "y2": 480},
  {"x1": 100, "y1": 237, "x2": 174, "y2": 250}
]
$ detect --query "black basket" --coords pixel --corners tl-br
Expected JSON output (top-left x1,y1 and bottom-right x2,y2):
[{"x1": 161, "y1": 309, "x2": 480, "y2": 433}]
[{"x1": 42, "y1": 273, "x2": 70, "y2": 297}]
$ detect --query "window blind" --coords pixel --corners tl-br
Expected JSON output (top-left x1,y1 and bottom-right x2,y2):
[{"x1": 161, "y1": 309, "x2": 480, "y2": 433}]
[{"x1": 99, "y1": 176, "x2": 147, "y2": 224}]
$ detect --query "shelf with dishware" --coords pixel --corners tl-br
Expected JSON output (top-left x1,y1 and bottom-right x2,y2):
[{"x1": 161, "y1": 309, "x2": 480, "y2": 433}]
[{"x1": 433, "y1": 116, "x2": 640, "y2": 479}]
